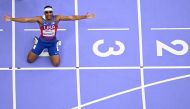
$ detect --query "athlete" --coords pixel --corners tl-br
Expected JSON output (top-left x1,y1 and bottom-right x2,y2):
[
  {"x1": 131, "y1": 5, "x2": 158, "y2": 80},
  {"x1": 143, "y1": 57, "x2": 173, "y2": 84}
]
[{"x1": 4, "y1": 5, "x2": 95, "y2": 67}]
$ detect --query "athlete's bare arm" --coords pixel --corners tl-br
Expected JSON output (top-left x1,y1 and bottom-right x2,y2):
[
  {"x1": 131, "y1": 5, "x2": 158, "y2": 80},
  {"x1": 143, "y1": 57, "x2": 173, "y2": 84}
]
[
  {"x1": 4, "y1": 16, "x2": 42, "y2": 24},
  {"x1": 56, "y1": 12, "x2": 95, "y2": 21}
]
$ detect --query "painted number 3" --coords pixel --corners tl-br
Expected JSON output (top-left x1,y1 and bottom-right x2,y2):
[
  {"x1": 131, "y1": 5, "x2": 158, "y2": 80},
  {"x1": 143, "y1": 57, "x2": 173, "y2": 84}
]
[{"x1": 93, "y1": 39, "x2": 125, "y2": 57}]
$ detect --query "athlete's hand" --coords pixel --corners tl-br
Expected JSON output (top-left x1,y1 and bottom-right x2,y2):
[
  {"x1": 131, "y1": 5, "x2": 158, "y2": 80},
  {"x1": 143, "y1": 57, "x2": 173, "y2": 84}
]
[
  {"x1": 85, "y1": 13, "x2": 96, "y2": 19},
  {"x1": 4, "y1": 16, "x2": 12, "y2": 22}
]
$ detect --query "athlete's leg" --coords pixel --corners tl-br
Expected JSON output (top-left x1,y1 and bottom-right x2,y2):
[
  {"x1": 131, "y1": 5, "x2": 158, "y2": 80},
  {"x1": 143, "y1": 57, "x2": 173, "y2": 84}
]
[
  {"x1": 48, "y1": 40, "x2": 60, "y2": 67},
  {"x1": 50, "y1": 55, "x2": 60, "y2": 67},
  {"x1": 27, "y1": 51, "x2": 38, "y2": 63},
  {"x1": 27, "y1": 37, "x2": 44, "y2": 63}
]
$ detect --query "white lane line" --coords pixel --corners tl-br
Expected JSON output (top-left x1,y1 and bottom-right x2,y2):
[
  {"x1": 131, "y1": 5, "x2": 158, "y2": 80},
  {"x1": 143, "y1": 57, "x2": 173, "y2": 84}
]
[
  {"x1": 150, "y1": 28, "x2": 190, "y2": 31},
  {"x1": 137, "y1": 0, "x2": 146, "y2": 108},
  {"x1": 0, "y1": 29, "x2": 3, "y2": 31},
  {"x1": 0, "y1": 68, "x2": 11, "y2": 70},
  {"x1": 144, "y1": 66, "x2": 190, "y2": 69},
  {"x1": 140, "y1": 68, "x2": 146, "y2": 109},
  {"x1": 80, "y1": 66, "x2": 140, "y2": 70},
  {"x1": 24, "y1": 29, "x2": 66, "y2": 31},
  {"x1": 16, "y1": 67, "x2": 76, "y2": 70},
  {"x1": 88, "y1": 28, "x2": 130, "y2": 31},
  {"x1": 76, "y1": 69, "x2": 81, "y2": 109},
  {"x1": 72, "y1": 74, "x2": 190, "y2": 109},
  {"x1": 74, "y1": 0, "x2": 81, "y2": 108},
  {"x1": 2, "y1": 66, "x2": 190, "y2": 71},
  {"x1": 72, "y1": 87, "x2": 142, "y2": 109},
  {"x1": 12, "y1": 0, "x2": 16, "y2": 109},
  {"x1": 145, "y1": 74, "x2": 190, "y2": 87},
  {"x1": 137, "y1": 0, "x2": 144, "y2": 69}
]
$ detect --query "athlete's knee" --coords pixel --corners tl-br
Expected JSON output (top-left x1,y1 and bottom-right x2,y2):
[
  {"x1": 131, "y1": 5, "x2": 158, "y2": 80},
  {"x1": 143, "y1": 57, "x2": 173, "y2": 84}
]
[
  {"x1": 27, "y1": 51, "x2": 38, "y2": 63},
  {"x1": 53, "y1": 63, "x2": 60, "y2": 67},
  {"x1": 27, "y1": 56, "x2": 36, "y2": 63},
  {"x1": 52, "y1": 61, "x2": 60, "y2": 67},
  {"x1": 51, "y1": 56, "x2": 60, "y2": 67},
  {"x1": 27, "y1": 58, "x2": 34, "y2": 63}
]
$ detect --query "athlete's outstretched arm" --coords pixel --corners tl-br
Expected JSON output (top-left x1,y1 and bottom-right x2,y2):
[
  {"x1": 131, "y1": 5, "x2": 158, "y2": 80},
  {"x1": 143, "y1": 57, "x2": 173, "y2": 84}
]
[
  {"x1": 4, "y1": 16, "x2": 41, "y2": 23},
  {"x1": 57, "y1": 12, "x2": 95, "y2": 21}
]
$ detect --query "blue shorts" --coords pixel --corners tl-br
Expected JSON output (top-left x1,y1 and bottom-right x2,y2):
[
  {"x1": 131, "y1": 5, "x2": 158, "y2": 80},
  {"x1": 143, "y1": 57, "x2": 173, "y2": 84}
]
[{"x1": 31, "y1": 37, "x2": 59, "y2": 56}]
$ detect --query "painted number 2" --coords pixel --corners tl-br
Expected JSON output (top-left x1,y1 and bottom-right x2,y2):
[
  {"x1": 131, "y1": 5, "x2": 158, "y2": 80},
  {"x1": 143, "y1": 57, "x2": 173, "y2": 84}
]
[
  {"x1": 93, "y1": 39, "x2": 125, "y2": 57},
  {"x1": 156, "y1": 40, "x2": 189, "y2": 56}
]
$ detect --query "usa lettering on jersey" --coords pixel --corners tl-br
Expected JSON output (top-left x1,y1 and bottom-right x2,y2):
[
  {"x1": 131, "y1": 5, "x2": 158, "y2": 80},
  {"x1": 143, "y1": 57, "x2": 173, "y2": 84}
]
[{"x1": 43, "y1": 25, "x2": 56, "y2": 37}]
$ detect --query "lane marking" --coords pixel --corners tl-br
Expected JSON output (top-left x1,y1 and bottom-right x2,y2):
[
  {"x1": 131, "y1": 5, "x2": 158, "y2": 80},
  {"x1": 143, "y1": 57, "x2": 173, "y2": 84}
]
[
  {"x1": 144, "y1": 66, "x2": 190, "y2": 69},
  {"x1": 24, "y1": 29, "x2": 66, "y2": 31},
  {"x1": 137, "y1": 0, "x2": 146, "y2": 108},
  {"x1": 80, "y1": 66, "x2": 140, "y2": 70},
  {"x1": 12, "y1": 0, "x2": 16, "y2": 109},
  {"x1": 72, "y1": 74, "x2": 190, "y2": 109},
  {"x1": 151, "y1": 28, "x2": 190, "y2": 31},
  {"x1": 16, "y1": 67, "x2": 76, "y2": 70},
  {"x1": 2, "y1": 66, "x2": 190, "y2": 71},
  {"x1": 0, "y1": 68, "x2": 11, "y2": 70},
  {"x1": 74, "y1": 0, "x2": 81, "y2": 108},
  {"x1": 88, "y1": 28, "x2": 130, "y2": 31}
]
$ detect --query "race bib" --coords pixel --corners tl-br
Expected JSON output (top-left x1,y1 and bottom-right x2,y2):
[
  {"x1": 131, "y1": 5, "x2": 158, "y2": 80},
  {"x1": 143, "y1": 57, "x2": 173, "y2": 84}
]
[{"x1": 43, "y1": 29, "x2": 55, "y2": 37}]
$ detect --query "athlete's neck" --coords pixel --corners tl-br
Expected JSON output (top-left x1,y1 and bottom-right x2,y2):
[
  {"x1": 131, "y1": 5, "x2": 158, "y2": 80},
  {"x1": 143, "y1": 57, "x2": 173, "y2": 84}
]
[{"x1": 46, "y1": 19, "x2": 52, "y2": 22}]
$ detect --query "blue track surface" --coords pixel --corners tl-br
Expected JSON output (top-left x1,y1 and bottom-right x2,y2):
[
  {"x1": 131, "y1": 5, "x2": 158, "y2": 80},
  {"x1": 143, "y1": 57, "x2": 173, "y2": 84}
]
[{"x1": 0, "y1": 0, "x2": 190, "y2": 109}]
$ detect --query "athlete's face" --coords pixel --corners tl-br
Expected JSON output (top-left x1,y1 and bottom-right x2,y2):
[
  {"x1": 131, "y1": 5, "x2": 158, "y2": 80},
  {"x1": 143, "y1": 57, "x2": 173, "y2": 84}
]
[{"x1": 44, "y1": 11, "x2": 53, "y2": 20}]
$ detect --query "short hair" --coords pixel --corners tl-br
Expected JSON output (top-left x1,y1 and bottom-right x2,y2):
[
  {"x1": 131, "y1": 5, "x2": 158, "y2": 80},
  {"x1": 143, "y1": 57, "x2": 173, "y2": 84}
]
[{"x1": 44, "y1": 5, "x2": 53, "y2": 9}]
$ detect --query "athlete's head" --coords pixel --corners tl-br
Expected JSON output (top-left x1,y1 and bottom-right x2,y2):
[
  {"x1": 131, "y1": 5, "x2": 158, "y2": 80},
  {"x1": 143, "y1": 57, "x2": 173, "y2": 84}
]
[{"x1": 44, "y1": 5, "x2": 53, "y2": 20}]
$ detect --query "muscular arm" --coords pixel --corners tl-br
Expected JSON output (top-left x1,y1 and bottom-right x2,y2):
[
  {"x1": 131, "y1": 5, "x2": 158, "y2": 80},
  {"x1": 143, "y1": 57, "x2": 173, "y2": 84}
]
[
  {"x1": 57, "y1": 15, "x2": 87, "y2": 21},
  {"x1": 56, "y1": 13, "x2": 95, "y2": 21},
  {"x1": 4, "y1": 16, "x2": 42, "y2": 23}
]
